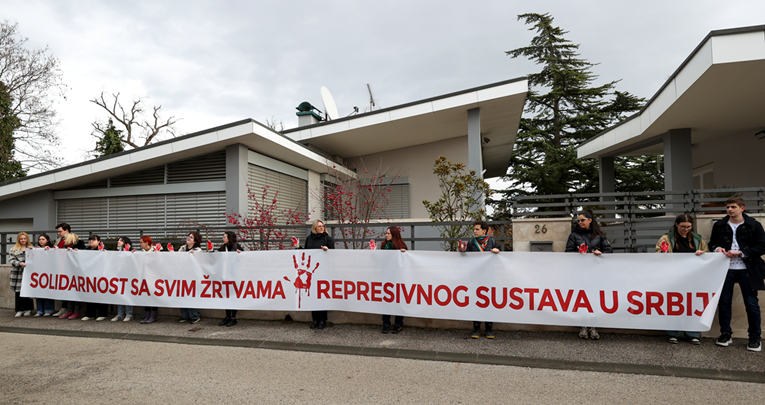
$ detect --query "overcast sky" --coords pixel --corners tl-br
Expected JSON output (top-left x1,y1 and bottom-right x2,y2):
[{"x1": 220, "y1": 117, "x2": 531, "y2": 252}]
[{"x1": 4, "y1": 0, "x2": 765, "y2": 175}]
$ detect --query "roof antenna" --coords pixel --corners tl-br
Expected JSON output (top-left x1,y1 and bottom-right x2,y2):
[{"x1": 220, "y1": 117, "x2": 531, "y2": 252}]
[{"x1": 366, "y1": 83, "x2": 379, "y2": 112}]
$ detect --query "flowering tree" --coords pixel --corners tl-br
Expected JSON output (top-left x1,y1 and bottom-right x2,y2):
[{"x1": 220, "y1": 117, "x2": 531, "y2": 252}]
[
  {"x1": 226, "y1": 185, "x2": 308, "y2": 250},
  {"x1": 320, "y1": 161, "x2": 401, "y2": 249},
  {"x1": 423, "y1": 156, "x2": 491, "y2": 251}
]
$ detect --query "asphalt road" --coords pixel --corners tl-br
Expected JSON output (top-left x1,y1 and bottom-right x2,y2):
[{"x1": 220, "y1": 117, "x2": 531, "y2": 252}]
[{"x1": 2, "y1": 332, "x2": 765, "y2": 405}]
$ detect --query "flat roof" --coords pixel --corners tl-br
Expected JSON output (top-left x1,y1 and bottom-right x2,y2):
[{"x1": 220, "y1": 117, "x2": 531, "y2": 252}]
[
  {"x1": 577, "y1": 25, "x2": 765, "y2": 159},
  {"x1": 0, "y1": 119, "x2": 355, "y2": 202},
  {"x1": 284, "y1": 78, "x2": 528, "y2": 178}
]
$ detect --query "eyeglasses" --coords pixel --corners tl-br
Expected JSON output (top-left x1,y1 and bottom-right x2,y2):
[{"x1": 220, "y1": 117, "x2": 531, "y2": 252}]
[
  {"x1": 678, "y1": 225, "x2": 692, "y2": 230},
  {"x1": 577, "y1": 218, "x2": 590, "y2": 222},
  {"x1": 186, "y1": 235, "x2": 194, "y2": 239}
]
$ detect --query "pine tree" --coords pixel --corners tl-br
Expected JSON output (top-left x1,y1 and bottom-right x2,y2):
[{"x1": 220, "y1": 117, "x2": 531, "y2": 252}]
[
  {"x1": 495, "y1": 13, "x2": 662, "y2": 213},
  {"x1": 0, "y1": 81, "x2": 26, "y2": 182},
  {"x1": 93, "y1": 118, "x2": 125, "y2": 158}
]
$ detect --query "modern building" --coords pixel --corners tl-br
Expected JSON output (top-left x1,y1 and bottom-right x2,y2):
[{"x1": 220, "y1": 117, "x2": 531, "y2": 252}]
[
  {"x1": 0, "y1": 79, "x2": 528, "y2": 238},
  {"x1": 579, "y1": 25, "x2": 765, "y2": 196}
]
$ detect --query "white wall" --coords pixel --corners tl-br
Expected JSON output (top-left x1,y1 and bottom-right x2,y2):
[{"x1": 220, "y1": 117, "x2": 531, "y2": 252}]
[
  {"x1": 348, "y1": 136, "x2": 470, "y2": 219},
  {"x1": 692, "y1": 130, "x2": 765, "y2": 188}
]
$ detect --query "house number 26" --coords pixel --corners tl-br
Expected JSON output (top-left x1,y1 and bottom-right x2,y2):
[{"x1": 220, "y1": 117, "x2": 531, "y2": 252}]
[{"x1": 534, "y1": 224, "x2": 547, "y2": 234}]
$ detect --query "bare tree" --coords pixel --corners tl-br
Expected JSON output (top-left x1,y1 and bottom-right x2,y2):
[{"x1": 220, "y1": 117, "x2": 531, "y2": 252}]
[
  {"x1": 91, "y1": 91, "x2": 179, "y2": 149},
  {"x1": 264, "y1": 116, "x2": 285, "y2": 132},
  {"x1": 0, "y1": 20, "x2": 67, "y2": 171}
]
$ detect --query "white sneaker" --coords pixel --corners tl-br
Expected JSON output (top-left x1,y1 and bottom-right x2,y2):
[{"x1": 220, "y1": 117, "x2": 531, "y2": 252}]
[
  {"x1": 23, "y1": 310, "x2": 32, "y2": 317},
  {"x1": 96, "y1": 317, "x2": 107, "y2": 322},
  {"x1": 81, "y1": 317, "x2": 93, "y2": 321},
  {"x1": 34, "y1": 313, "x2": 42, "y2": 317},
  {"x1": 111, "y1": 315, "x2": 123, "y2": 322},
  {"x1": 52, "y1": 309, "x2": 66, "y2": 317},
  {"x1": 15, "y1": 311, "x2": 23, "y2": 318},
  {"x1": 123, "y1": 315, "x2": 133, "y2": 322}
]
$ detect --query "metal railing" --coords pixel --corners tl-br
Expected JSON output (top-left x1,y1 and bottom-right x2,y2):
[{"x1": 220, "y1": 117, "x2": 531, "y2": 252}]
[
  {"x1": 509, "y1": 187, "x2": 765, "y2": 252},
  {"x1": 0, "y1": 221, "x2": 514, "y2": 264}
]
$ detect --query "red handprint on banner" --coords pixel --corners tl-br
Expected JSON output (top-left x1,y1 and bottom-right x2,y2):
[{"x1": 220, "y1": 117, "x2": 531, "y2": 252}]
[
  {"x1": 283, "y1": 252, "x2": 320, "y2": 308},
  {"x1": 578, "y1": 243, "x2": 588, "y2": 254}
]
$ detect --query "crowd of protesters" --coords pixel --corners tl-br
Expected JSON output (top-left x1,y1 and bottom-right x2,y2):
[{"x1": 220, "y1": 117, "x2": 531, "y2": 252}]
[{"x1": 7, "y1": 197, "x2": 765, "y2": 351}]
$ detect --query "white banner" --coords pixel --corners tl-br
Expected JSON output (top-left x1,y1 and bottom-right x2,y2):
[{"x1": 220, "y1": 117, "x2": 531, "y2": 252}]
[{"x1": 22, "y1": 249, "x2": 729, "y2": 331}]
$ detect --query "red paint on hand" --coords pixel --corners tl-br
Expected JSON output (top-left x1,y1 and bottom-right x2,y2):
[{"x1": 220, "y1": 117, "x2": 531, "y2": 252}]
[
  {"x1": 578, "y1": 243, "x2": 588, "y2": 254},
  {"x1": 660, "y1": 240, "x2": 669, "y2": 253},
  {"x1": 167, "y1": 243, "x2": 174, "y2": 252}
]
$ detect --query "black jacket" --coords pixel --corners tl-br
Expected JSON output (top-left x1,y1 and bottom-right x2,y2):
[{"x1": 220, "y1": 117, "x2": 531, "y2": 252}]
[
  {"x1": 565, "y1": 227, "x2": 613, "y2": 253},
  {"x1": 218, "y1": 243, "x2": 245, "y2": 252},
  {"x1": 304, "y1": 232, "x2": 335, "y2": 250},
  {"x1": 709, "y1": 213, "x2": 765, "y2": 290},
  {"x1": 466, "y1": 236, "x2": 499, "y2": 252}
]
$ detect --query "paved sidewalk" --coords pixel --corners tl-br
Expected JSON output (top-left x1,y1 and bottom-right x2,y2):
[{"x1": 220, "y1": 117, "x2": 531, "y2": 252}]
[{"x1": 1, "y1": 309, "x2": 763, "y2": 383}]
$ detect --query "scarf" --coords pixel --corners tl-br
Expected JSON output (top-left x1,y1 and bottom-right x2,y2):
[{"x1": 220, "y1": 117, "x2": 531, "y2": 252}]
[{"x1": 473, "y1": 235, "x2": 490, "y2": 252}]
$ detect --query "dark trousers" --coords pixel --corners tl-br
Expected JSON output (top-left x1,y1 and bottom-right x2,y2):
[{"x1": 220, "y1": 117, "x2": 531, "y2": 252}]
[
  {"x1": 312, "y1": 310, "x2": 327, "y2": 322},
  {"x1": 382, "y1": 314, "x2": 404, "y2": 328},
  {"x1": 144, "y1": 307, "x2": 158, "y2": 312},
  {"x1": 86, "y1": 303, "x2": 109, "y2": 318},
  {"x1": 225, "y1": 309, "x2": 238, "y2": 318},
  {"x1": 473, "y1": 321, "x2": 493, "y2": 330},
  {"x1": 719, "y1": 269, "x2": 761, "y2": 339},
  {"x1": 14, "y1": 291, "x2": 34, "y2": 312}
]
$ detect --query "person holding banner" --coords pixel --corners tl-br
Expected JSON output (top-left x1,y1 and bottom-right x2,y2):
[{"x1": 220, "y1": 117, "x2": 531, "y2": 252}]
[
  {"x1": 34, "y1": 234, "x2": 56, "y2": 316},
  {"x1": 709, "y1": 197, "x2": 765, "y2": 352},
  {"x1": 51, "y1": 223, "x2": 73, "y2": 317},
  {"x1": 177, "y1": 232, "x2": 203, "y2": 324},
  {"x1": 10, "y1": 232, "x2": 34, "y2": 318},
  {"x1": 380, "y1": 226, "x2": 408, "y2": 334},
  {"x1": 81, "y1": 235, "x2": 110, "y2": 321},
  {"x1": 464, "y1": 221, "x2": 500, "y2": 339},
  {"x1": 655, "y1": 214, "x2": 708, "y2": 344},
  {"x1": 58, "y1": 232, "x2": 86, "y2": 320},
  {"x1": 218, "y1": 231, "x2": 245, "y2": 327},
  {"x1": 566, "y1": 210, "x2": 612, "y2": 340},
  {"x1": 116, "y1": 236, "x2": 143, "y2": 322},
  {"x1": 305, "y1": 220, "x2": 334, "y2": 330}
]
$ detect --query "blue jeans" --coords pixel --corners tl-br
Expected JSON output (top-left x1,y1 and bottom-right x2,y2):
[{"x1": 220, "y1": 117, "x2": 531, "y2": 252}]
[
  {"x1": 382, "y1": 315, "x2": 404, "y2": 328},
  {"x1": 117, "y1": 305, "x2": 133, "y2": 317},
  {"x1": 36, "y1": 298, "x2": 55, "y2": 315},
  {"x1": 180, "y1": 308, "x2": 199, "y2": 320},
  {"x1": 718, "y1": 269, "x2": 761, "y2": 339}
]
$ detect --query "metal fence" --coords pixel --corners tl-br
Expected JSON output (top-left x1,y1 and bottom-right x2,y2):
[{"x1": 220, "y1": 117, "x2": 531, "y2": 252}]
[
  {"x1": 0, "y1": 221, "x2": 514, "y2": 264},
  {"x1": 509, "y1": 187, "x2": 765, "y2": 252}
]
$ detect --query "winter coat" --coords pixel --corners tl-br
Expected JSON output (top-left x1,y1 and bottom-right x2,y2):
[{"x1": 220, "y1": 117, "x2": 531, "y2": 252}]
[
  {"x1": 465, "y1": 236, "x2": 499, "y2": 252},
  {"x1": 304, "y1": 232, "x2": 335, "y2": 250},
  {"x1": 178, "y1": 245, "x2": 202, "y2": 252},
  {"x1": 655, "y1": 230, "x2": 709, "y2": 253},
  {"x1": 708, "y1": 213, "x2": 765, "y2": 290},
  {"x1": 565, "y1": 226, "x2": 613, "y2": 253},
  {"x1": 9, "y1": 248, "x2": 27, "y2": 293}
]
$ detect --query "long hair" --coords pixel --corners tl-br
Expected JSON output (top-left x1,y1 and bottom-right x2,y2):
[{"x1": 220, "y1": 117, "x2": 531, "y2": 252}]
[
  {"x1": 188, "y1": 231, "x2": 202, "y2": 249},
  {"x1": 119, "y1": 236, "x2": 133, "y2": 248},
  {"x1": 12, "y1": 232, "x2": 30, "y2": 252},
  {"x1": 64, "y1": 233, "x2": 79, "y2": 247},
  {"x1": 387, "y1": 227, "x2": 408, "y2": 250},
  {"x1": 672, "y1": 213, "x2": 696, "y2": 251},
  {"x1": 311, "y1": 220, "x2": 326, "y2": 235},
  {"x1": 223, "y1": 231, "x2": 237, "y2": 247},
  {"x1": 37, "y1": 233, "x2": 51, "y2": 248},
  {"x1": 576, "y1": 210, "x2": 604, "y2": 238}
]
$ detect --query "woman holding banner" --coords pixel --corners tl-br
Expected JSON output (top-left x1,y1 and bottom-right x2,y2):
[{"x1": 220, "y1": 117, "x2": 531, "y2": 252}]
[
  {"x1": 218, "y1": 231, "x2": 245, "y2": 327},
  {"x1": 34, "y1": 234, "x2": 56, "y2": 316},
  {"x1": 305, "y1": 220, "x2": 334, "y2": 330},
  {"x1": 10, "y1": 232, "x2": 34, "y2": 318},
  {"x1": 59, "y1": 233, "x2": 86, "y2": 320},
  {"x1": 655, "y1": 213, "x2": 708, "y2": 345},
  {"x1": 380, "y1": 226, "x2": 408, "y2": 334},
  {"x1": 566, "y1": 210, "x2": 612, "y2": 340},
  {"x1": 177, "y1": 232, "x2": 202, "y2": 324}
]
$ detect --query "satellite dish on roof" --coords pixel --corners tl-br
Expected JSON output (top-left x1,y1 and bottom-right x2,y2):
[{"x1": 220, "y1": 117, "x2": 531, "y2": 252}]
[{"x1": 321, "y1": 86, "x2": 339, "y2": 121}]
